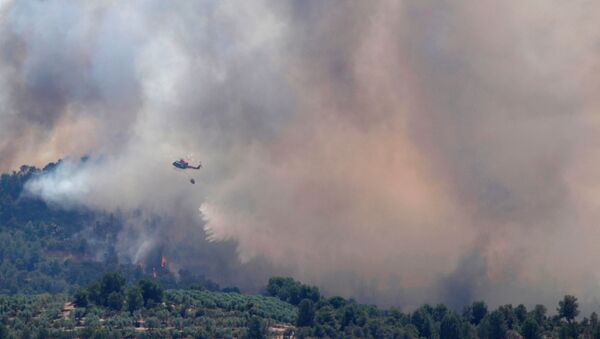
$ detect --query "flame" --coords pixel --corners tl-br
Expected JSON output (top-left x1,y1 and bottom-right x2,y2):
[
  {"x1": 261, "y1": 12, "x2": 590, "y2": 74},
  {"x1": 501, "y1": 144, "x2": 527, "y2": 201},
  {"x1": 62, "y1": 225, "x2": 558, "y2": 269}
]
[{"x1": 161, "y1": 255, "x2": 167, "y2": 268}]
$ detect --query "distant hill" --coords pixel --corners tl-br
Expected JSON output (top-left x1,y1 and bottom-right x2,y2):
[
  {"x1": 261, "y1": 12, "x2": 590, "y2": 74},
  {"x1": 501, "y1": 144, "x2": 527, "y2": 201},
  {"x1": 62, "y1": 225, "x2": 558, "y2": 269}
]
[{"x1": 0, "y1": 163, "x2": 222, "y2": 295}]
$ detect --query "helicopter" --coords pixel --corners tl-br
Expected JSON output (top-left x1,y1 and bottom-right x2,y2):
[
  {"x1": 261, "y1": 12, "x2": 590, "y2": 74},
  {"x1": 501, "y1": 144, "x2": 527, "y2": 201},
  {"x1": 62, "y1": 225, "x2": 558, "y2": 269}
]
[
  {"x1": 172, "y1": 158, "x2": 202, "y2": 170},
  {"x1": 172, "y1": 158, "x2": 202, "y2": 184}
]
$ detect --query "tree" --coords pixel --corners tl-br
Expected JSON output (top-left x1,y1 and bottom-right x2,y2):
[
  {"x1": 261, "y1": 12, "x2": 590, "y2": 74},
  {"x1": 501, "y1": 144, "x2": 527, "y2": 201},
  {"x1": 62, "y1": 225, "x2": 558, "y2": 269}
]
[
  {"x1": 461, "y1": 322, "x2": 478, "y2": 339},
  {"x1": 127, "y1": 286, "x2": 144, "y2": 314},
  {"x1": 440, "y1": 312, "x2": 462, "y2": 339},
  {"x1": 297, "y1": 299, "x2": 315, "y2": 327},
  {"x1": 107, "y1": 291, "x2": 124, "y2": 311},
  {"x1": 267, "y1": 277, "x2": 295, "y2": 301},
  {"x1": 558, "y1": 295, "x2": 580, "y2": 323},
  {"x1": 366, "y1": 318, "x2": 385, "y2": 338},
  {"x1": 245, "y1": 316, "x2": 266, "y2": 339},
  {"x1": 471, "y1": 301, "x2": 488, "y2": 325},
  {"x1": 315, "y1": 305, "x2": 338, "y2": 329},
  {"x1": 299, "y1": 285, "x2": 320, "y2": 303},
  {"x1": 412, "y1": 308, "x2": 433, "y2": 338},
  {"x1": 532, "y1": 304, "x2": 547, "y2": 325},
  {"x1": 521, "y1": 316, "x2": 541, "y2": 339},
  {"x1": 559, "y1": 322, "x2": 578, "y2": 339},
  {"x1": 514, "y1": 304, "x2": 527, "y2": 324},
  {"x1": 479, "y1": 310, "x2": 507, "y2": 339},
  {"x1": 138, "y1": 279, "x2": 163, "y2": 307},
  {"x1": 434, "y1": 304, "x2": 449, "y2": 322},
  {"x1": 73, "y1": 287, "x2": 89, "y2": 308},
  {"x1": 341, "y1": 304, "x2": 364, "y2": 328},
  {"x1": 266, "y1": 276, "x2": 320, "y2": 305},
  {"x1": 328, "y1": 296, "x2": 346, "y2": 309},
  {"x1": 498, "y1": 304, "x2": 517, "y2": 329},
  {"x1": 87, "y1": 282, "x2": 103, "y2": 306},
  {"x1": 100, "y1": 272, "x2": 126, "y2": 299}
]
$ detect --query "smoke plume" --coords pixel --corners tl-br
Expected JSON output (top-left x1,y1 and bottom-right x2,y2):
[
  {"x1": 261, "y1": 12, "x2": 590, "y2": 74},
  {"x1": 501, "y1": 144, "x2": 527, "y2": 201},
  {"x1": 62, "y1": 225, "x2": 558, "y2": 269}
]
[{"x1": 2, "y1": 0, "x2": 600, "y2": 311}]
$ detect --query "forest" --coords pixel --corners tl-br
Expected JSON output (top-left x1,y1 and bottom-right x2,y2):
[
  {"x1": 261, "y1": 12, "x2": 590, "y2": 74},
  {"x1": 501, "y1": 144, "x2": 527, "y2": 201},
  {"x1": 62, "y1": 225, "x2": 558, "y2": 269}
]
[{"x1": 1, "y1": 165, "x2": 600, "y2": 338}]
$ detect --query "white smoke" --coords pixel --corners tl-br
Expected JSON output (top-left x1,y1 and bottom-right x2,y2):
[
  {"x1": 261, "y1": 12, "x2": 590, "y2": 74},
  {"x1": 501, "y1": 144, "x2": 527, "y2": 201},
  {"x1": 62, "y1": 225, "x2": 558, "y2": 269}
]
[{"x1": 2, "y1": 0, "x2": 600, "y2": 311}]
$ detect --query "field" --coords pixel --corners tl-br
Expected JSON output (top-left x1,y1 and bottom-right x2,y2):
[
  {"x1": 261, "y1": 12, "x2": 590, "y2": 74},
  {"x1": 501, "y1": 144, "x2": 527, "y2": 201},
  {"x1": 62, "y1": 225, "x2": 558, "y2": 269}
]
[{"x1": 0, "y1": 290, "x2": 296, "y2": 338}]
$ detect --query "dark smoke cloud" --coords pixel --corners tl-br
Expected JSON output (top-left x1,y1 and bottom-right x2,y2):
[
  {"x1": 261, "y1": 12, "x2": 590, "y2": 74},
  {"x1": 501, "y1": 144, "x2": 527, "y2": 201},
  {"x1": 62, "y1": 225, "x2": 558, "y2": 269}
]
[{"x1": 2, "y1": 0, "x2": 600, "y2": 311}]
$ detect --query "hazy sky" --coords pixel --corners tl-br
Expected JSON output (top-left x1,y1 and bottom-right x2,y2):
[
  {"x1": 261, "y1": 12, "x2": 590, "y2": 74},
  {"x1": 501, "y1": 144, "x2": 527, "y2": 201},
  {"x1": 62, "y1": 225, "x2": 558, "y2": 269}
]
[{"x1": 1, "y1": 0, "x2": 600, "y2": 311}]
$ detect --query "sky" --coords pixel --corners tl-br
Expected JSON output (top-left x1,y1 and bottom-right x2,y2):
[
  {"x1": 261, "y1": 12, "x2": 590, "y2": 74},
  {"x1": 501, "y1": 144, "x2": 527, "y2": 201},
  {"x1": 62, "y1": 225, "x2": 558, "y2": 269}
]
[{"x1": 1, "y1": 0, "x2": 600, "y2": 311}]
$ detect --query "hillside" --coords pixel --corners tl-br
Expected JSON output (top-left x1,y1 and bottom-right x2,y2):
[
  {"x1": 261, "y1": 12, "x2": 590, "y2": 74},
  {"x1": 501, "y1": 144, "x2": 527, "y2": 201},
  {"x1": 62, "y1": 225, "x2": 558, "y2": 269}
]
[
  {"x1": 0, "y1": 164, "x2": 220, "y2": 295},
  {"x1": 3, "y1": 166, "x2": 600, "y2": 338}
]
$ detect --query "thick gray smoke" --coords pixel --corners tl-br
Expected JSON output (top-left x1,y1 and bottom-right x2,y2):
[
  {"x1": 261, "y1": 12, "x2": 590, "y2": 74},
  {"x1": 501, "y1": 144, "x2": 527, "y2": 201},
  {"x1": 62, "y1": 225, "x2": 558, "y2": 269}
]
[{"x1": 2, "y1": 0, "x2": 600, "y2": 311}]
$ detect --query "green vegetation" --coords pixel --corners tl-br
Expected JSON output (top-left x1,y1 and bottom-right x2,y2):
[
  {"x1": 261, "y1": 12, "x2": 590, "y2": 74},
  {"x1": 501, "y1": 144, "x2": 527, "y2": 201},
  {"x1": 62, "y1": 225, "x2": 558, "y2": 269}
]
[
  {"x1": 0, "y1": 164, "x2": 141, "y2": 294},
  {"x1": 263, "y1": 276, "x2": 600, "y2": 338},
  {"x1": 0, "y1": 164, "x2": 224, "y2": 295},
  {"x1": 0, "y1": 276, "x2": 296, "y2": 338},
  {"x1": 3, "y1": 164, "x2": 600, "y2": 337}
]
